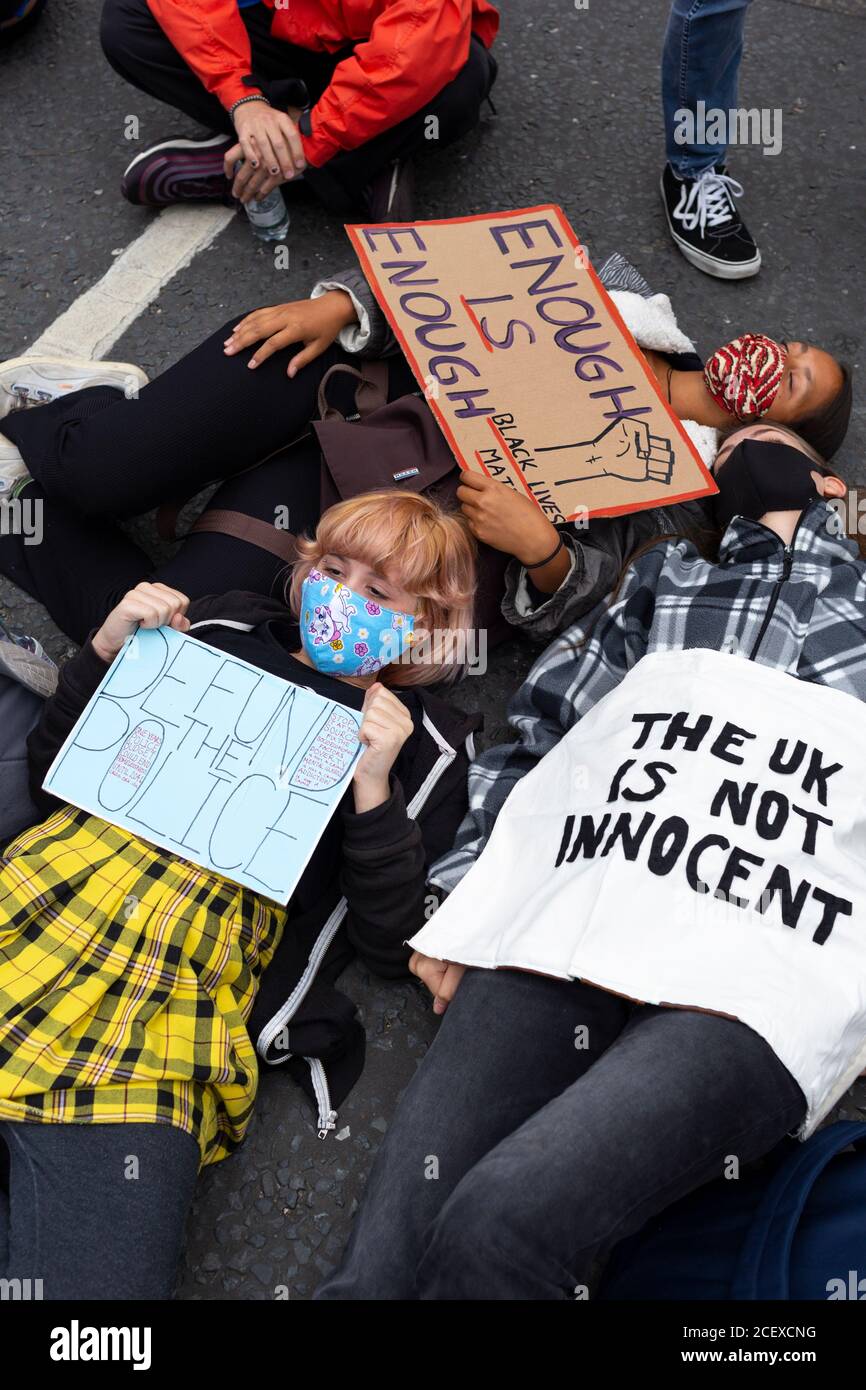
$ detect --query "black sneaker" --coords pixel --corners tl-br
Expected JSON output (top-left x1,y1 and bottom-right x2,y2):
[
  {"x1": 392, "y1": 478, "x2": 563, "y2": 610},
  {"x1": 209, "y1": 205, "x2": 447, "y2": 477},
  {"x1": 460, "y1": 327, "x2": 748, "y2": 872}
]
[
  {"x1": 660, "y1": 163, "x2": 761, "y2": 279},
  {"x1": 121, "y1": 134, "x2": 235, "y2": 207},
  {"x1": 364, "y1": 158, "x2": 416, "y2": 223}
]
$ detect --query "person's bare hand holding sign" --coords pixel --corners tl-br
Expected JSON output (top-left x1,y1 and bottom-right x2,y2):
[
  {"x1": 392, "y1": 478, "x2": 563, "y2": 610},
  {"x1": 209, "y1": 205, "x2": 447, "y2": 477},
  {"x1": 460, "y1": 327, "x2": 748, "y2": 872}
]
[
  {"x1": 457, "y1": 472, "x2": 571, "y2": 593},
  {"x1": 92, "y1": 583, "x2": 191, "y2": 664},
  {"x1": 352, "y1": 681, "x2": 415, "y2": 813}
]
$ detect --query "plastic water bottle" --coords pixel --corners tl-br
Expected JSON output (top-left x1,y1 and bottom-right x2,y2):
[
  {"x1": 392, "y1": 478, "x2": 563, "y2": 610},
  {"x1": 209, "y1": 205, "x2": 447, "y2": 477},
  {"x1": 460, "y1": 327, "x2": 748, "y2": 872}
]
[{"x1": 235, "y1": 162, "x2": 290, "y2": 242}]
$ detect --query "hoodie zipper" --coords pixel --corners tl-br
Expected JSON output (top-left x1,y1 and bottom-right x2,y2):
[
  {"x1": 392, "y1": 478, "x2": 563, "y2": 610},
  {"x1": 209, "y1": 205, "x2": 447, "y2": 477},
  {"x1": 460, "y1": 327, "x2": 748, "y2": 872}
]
[
  {"x1": 255, "y1": 737, "x2": 457, "y2": 1059},
  {"x1": 747, "y1": 543, "x2": 792, "y2": 661},
  {"x1": 307, "y1": 1056, "x2": 338, "y2": 1139},
  {"x1": 255, "y1": 721, "x2": 460, "y2": 1135},
  {"x1": 745, "y1": 506, "x2": 810, "y2": 662}
]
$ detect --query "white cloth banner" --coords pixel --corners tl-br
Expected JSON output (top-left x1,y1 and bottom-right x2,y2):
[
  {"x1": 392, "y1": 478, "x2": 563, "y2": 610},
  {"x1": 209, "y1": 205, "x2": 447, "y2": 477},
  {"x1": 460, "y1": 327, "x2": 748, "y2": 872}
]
[{"x1": 410, "y1": 649, "x2": 866, "y2": 1136}]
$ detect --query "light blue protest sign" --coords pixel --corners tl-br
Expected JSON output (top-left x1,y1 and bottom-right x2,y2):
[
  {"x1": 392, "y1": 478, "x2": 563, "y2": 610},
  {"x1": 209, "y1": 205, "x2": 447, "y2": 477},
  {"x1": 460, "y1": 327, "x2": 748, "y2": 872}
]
[{"x1": 43, "y1": 626, "x2": 363, "y2": 903}]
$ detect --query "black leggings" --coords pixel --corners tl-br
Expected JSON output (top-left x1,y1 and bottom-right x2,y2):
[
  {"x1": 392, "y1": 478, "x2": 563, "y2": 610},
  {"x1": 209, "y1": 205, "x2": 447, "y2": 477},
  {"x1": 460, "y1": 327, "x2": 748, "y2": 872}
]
[{"x1": 0, "y1": 321, "x2": 417, "y2": 644}]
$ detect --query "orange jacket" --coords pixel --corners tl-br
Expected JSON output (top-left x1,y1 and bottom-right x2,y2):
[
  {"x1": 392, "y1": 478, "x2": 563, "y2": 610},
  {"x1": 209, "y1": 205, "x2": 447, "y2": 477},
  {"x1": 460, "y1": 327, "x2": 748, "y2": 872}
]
[{"x1": 145, "y1": 0, "x2": 499, "y2": 167}]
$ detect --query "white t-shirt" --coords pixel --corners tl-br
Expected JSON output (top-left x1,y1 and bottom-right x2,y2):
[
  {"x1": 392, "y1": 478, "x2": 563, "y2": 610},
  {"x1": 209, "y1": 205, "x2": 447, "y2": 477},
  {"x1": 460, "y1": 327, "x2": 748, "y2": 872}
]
[{"x1": 410, "y1": 648, "x2": 866, "y2": 1137}]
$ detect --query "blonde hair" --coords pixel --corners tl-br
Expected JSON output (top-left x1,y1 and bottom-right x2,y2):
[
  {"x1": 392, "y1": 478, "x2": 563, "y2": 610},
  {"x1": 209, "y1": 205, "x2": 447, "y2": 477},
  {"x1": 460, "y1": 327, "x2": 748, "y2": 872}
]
[{"x1": 287, "y1": 490, "x2": 476, "y2": 687}]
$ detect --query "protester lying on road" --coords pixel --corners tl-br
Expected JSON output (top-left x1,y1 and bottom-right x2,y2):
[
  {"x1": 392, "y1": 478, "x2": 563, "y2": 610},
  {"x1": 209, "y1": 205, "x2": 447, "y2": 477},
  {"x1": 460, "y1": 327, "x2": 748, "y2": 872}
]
[
  {"x1": 101, "y1": 0, "x2": 499, "y2": 221},
  {"x1": 0, "y1": 489, "x2": 479, "y2": 1299},
  {"x1": 0, "y1": 256, "x2": 852, "y2": 649},
  {"x1": 221, "y1": 249, "x2": 851, "y2": 639},
  {"x1": 316, "y1": 425, "x2": 866, "y2": 1300}
]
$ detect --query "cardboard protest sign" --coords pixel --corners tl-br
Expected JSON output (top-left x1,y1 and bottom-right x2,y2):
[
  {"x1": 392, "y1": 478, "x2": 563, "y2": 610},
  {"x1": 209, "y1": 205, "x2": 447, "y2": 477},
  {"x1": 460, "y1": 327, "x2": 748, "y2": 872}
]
[
  {"x1": 43, "y1": 627, "x2": 362, "y2": 904},
  {"x1": 411, "y1": 648, "x2": 866, "y2": 1137},
  {"x1": 346, "y1": 205, "x2": 717, "y2": 523}
]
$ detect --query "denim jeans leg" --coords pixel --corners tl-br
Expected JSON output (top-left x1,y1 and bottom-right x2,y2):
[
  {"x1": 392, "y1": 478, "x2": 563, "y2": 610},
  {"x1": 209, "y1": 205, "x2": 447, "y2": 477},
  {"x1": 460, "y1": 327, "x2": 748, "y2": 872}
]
[
  {"x1": 314, "y1": 969, "x2": 632, "y2": 1299},
  {"x1": 414, "y1": 1005, "x2": 805, "y2": 1300},
  {"x1": 662, "y1": 0, "x2": 755, "y2": 177},
  {"x1": 0, "y1": 1120, "x2": 200, "y2": 1299}
]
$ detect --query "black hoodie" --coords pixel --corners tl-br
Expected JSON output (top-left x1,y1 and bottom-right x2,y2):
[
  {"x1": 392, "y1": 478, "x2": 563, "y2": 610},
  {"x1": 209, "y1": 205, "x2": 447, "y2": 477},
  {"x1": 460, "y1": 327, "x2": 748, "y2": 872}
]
[{"x1": 26, "y1": 590, "x2": 482, "y2": 1135}]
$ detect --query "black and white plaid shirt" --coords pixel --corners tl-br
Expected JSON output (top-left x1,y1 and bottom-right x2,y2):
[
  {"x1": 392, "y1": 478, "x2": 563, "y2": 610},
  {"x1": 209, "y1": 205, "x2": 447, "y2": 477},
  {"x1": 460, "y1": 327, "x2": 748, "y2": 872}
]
[{"x1": 432, "y1": 499, "x2": 866, "y2": 894}]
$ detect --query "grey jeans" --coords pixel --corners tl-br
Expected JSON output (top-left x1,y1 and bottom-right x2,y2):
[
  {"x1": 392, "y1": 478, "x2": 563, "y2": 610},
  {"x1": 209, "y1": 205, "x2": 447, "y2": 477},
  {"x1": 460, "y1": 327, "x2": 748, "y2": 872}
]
[
  {"x1": 316, "y1": 967, "x2": 806, "y2": 1300},
  {"x1": 0, "y1": 1120, "x2": 200, "y2": 1299},
  {"x1": 0, "y1": 674, "x2": 44, "y2": 845}
]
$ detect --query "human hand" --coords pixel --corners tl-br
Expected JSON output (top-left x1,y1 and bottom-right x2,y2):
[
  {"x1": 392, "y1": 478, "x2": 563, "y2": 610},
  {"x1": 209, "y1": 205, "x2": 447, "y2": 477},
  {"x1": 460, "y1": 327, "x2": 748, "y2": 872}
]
[
  {"x1": 92, "y1": 582, "x2": 190, "y2": 664},
  {"x1": 409, "y1": 951, "x2": 466, "y2": 1015},
  {"x1": 224, "y1": 101, "x2": 306, "y2": 202},
  {"x1": 223, "y1": 290, "x2": 357, "y2": 375},
  {"x1": 352, "y1": 682, "x2": 415, "y2": 811},
  {"x1": 456, "y1": 469, "x2": 560, "y2": 565}
]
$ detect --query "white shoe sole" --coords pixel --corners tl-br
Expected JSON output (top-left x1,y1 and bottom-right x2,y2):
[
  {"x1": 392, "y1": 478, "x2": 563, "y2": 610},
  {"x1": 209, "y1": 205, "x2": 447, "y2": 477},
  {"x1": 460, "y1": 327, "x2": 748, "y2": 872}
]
[
  {"x1": 0, "y1": 436, "x2": 28, "y2": 494},
  {"x1": 660, "y1": 173, "x2": 761, "y2": 280},
  {"x1": 0, "y1": 641, "x2": 58, "y2": 698}
]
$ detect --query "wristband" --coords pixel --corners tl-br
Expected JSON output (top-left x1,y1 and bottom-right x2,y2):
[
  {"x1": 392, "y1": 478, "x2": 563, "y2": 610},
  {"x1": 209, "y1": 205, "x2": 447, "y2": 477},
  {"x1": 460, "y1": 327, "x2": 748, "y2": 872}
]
[
  {"x1": 229, "y1": 94, "x2": 271, "y2": 122},
  {"x1": 524, "y1": 536, "x2": 564, "y2": 571}
]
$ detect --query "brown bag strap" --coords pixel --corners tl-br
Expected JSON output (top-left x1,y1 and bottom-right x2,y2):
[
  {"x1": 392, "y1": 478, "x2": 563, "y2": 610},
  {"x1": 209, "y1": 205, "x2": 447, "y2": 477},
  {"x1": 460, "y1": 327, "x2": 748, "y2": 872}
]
[
  {"x1": 189, "y1": 508, "x2": 298, "y2": 563},
  {"x1": 316, "y1": 358, "x2": 389, "y2": 422}
]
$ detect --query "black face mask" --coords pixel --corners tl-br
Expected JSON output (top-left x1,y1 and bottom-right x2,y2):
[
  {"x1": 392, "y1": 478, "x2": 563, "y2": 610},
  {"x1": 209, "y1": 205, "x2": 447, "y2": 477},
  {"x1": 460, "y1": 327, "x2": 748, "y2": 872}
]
[{"x1": 712, "y1": 439, "x2": 820, "y2": 532}]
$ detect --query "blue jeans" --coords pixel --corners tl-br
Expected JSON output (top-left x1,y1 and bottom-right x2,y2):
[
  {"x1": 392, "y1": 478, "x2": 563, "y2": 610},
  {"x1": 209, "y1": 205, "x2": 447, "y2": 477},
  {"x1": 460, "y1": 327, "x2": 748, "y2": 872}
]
[
  {"x1": 316, "y1": 968, "x2": 805, "y2": 1300},
  {"x1": 663, "y1": 0, "x2": 755, "y2": 177}
]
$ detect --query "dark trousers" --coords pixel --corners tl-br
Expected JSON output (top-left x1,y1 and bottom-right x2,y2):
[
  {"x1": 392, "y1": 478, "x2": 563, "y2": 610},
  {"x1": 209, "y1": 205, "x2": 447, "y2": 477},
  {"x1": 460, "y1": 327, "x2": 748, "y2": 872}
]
[
  {"x1": 0, "y1": 320, "x2": 417, "y2": 643},
  {"x1": 0, "y1": 675, "x2": 44, "y2": 843},
  {"x1": 100, "y1": 0, "x2": 497, "y2": 214},
  {"x1": 316, "y1": 968, "x2": 806, "y2": 1300},
  {"x1": 0, "y1": 1119, "x2": 200, "y2": 1299}
]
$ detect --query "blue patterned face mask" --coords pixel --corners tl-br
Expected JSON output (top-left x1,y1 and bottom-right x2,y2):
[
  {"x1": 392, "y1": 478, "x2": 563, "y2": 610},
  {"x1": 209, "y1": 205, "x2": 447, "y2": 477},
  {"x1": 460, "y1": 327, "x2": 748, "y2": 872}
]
[{"x1": 299, "y1": 570, "x2": 415, "y2": 676}]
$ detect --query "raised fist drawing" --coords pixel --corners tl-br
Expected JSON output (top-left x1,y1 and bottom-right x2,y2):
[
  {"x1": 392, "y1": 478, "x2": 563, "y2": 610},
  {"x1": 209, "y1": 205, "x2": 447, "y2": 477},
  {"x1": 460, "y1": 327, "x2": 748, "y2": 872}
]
[{"x1": 536, "y1": 418, "x2": 675, "y2": 486}]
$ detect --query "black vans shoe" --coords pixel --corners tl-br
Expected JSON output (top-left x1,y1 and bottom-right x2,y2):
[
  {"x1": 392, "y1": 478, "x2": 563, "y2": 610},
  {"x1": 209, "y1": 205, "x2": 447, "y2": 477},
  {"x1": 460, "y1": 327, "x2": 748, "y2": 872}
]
[{"x1": 660, "y1": 163, "x2": 761, "y2": 279}]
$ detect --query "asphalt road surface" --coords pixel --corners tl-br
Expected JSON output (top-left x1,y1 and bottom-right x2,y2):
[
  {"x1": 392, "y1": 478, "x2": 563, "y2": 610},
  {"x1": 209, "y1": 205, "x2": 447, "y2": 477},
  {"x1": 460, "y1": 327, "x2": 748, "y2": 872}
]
[{"x1": 1, "y1": 0, "x2": 865, "y2": 1300}]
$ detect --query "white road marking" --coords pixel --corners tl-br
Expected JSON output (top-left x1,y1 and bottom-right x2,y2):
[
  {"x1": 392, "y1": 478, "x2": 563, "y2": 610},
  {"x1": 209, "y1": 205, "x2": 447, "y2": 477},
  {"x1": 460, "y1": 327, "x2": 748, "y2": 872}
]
[{"x1": 25, "y1": 205, "x2": 236, "y2": 361}]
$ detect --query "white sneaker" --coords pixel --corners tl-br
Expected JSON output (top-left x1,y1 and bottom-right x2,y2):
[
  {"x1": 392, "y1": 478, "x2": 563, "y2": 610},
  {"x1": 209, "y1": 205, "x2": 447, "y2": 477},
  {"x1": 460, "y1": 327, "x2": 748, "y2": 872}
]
[
  {"x1": 0, "y1": 433, "x2": 28, "y2": 497},
  {"x1": 0, "y1": 355, "x2": 149, "y2": 420},
  {"x1": 0, "y1": 628, "x2": 58, "y2": 698}
]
